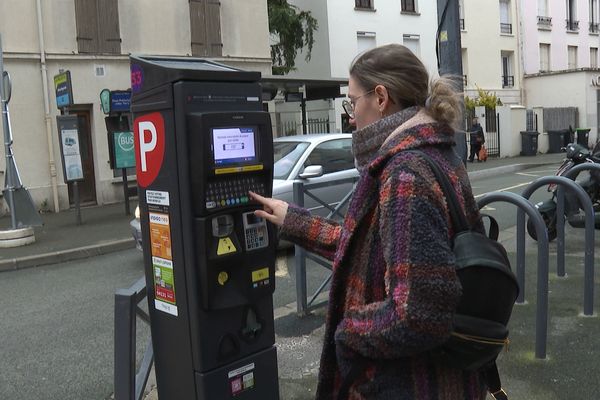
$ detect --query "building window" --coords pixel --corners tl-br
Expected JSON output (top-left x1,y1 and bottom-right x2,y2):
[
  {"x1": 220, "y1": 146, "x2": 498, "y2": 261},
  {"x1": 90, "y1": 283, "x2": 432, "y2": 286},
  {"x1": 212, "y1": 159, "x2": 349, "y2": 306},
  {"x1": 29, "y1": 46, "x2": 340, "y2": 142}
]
[
  {"x1": 357, "y1": 31, "x2": 376, "y2": 54},
  {"x1": 462, "y1": 48, "x2": 468, "y2": 86},
  {"x1": 499, "y1": 0, "x2": 512, "y2": 34},
  {"x1": 591, "y1": 47, "x2": 598, "y2": 68},
  {"x1": 74, "y1": 0, "x2": 121, "y2": 54},
  {"x1": 403, "y1": 34, "x2": 420, "y2": 57},
  {"x1": 538, "y1": 0, "x2": 548, "y2": 16},
  {"x1": 501, "y1": 52, "x2": 514, "y2": 88},
  {"x1": 355, "y1": 0, "x2": 374, "y2": 9},
  {"x1": 566, "y1": 0, "x2": 579, "y2": 31},
  {"x1": 401, "y1": 0, "x2": 417, "y2": 13},
  {"x1": 459, "y1": 0, "x2": 465, "y2": 29},
  {"x1": 568, "y1": 45, "x2": 578, "y2": 69},
  {"x1": 591, "y1": 0, "x2": 599, "y2": 33},
  {"x1": 190, "y1": 0, "x2": 223, "y2": 57},
  {"x1": 540, "y1": 43, "x2": 551, "y2": 72},
  {"x1": 537, "y1": 0, "x2": 552, "y2": 29}
]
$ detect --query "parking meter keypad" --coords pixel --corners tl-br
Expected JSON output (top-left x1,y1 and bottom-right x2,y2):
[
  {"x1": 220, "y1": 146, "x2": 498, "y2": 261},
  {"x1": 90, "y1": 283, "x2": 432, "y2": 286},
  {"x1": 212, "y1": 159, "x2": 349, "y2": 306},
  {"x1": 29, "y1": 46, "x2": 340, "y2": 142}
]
[{"x1": 206, "y1": 175, "x2": 266, "y2": 209}]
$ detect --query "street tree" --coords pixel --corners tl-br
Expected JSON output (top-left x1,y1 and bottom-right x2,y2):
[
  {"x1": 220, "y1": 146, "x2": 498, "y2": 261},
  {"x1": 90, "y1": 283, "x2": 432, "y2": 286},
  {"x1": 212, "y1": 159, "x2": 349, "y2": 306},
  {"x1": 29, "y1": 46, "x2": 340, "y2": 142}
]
[{"x1": 268, "y1": 0, "x2": 318, "y2": 75}]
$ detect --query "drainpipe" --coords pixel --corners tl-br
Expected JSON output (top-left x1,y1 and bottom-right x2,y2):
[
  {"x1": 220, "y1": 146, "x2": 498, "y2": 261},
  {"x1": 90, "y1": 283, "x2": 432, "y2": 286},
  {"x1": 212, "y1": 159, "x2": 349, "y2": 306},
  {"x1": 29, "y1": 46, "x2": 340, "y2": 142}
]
[
  {"x1": 36, "y1": 0, "x2": 60, "y2": 212},
  {"x1": 515, "y1": 0, "x2": 526, "y2": 106}
]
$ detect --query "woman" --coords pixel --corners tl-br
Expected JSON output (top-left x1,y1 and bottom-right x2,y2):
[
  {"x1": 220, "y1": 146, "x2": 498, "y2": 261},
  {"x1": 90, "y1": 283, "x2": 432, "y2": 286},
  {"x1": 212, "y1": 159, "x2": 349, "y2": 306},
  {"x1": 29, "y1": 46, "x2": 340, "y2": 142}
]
[{"x1": 251, "y1": 44, "x2": 487, "y2": 399}]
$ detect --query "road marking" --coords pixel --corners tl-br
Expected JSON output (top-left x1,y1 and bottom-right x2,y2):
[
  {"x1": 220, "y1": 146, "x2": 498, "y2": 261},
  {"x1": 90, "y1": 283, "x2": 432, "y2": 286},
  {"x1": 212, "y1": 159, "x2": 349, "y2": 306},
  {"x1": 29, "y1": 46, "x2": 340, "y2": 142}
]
[
  {"x1": 516, "y1": 172, "x2": 541, "y2": 177},
  {"x1": 474, "y1": 181, "x2": 533, "y2": 198}
]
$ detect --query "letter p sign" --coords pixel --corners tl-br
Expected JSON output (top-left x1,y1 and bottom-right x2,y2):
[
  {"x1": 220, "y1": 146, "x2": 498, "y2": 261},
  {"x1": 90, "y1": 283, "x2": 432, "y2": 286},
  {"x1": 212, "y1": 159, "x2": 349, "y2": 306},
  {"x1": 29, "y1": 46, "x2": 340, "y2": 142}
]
[{"x1": 134, "y1": 112, "x2": 165, "y2": 188}]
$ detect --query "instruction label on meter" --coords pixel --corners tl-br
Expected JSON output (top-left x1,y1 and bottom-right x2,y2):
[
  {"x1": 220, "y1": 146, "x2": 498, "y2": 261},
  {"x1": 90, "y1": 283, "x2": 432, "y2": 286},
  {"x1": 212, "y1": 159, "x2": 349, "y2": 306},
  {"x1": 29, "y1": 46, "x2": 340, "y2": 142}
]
[
  {"x1": 153, "y1": 256, "x2": 178, "y2": 316},
  {"x1": 149, "y1": 212, "x2": 172, "y2": 259}
]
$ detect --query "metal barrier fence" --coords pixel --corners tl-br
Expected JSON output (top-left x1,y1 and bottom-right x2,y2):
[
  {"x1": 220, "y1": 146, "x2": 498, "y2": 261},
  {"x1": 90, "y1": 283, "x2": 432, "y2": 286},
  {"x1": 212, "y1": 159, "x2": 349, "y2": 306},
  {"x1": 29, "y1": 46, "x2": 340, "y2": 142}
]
[
  {"x1": 114, "y1": 276, "x2": 153, "y2": 400},
  {"x1": 292, "y1": 176, "x2": 358, "y2": 316}
]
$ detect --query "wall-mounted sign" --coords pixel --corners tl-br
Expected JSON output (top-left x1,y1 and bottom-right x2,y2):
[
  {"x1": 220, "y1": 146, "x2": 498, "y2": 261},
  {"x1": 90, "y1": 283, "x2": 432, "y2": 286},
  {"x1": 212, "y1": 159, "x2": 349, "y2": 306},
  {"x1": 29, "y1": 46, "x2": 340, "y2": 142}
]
[
  {"x1": 54, "y1": 71, "x2": 74, "y2": 109},
  {"x1": 110, "y1": 90, "x2": 131, "y2": 113},
  {"x1": 57, "y1": 115, "x2": 84, "y2": 182},
  {"x1": 113, "y1": 131, "x2": 136, "y2": 169},
  {"x1": 100, "y1": 89, "x2": 111, "y2": 114}
]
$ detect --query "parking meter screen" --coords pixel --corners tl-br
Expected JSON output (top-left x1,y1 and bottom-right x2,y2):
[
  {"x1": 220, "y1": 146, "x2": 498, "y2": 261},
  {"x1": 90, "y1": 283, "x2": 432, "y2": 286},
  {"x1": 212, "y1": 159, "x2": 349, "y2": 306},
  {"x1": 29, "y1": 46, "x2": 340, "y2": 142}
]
[{"x1": 212, "y1": 127, "x2": 257, "y2": 166}]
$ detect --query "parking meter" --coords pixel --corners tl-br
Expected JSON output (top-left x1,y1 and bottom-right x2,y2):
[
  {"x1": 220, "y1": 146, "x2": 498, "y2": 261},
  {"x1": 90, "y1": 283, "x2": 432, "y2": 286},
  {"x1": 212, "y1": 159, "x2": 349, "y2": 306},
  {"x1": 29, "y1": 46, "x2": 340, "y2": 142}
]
[{"x1": 130, "y1": 55, "x2": 279, "y2": 399}]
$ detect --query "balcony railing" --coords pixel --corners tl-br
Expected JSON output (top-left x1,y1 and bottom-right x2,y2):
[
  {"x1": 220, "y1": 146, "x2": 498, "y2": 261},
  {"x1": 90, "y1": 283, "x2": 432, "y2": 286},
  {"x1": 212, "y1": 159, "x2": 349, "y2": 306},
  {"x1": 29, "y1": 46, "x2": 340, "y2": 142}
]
[
  {"x1": 500, "y1": 23, "x2": 513, "y2": 34},
  {"x1": 537, "y1": 16, "x2": 552, "y2": 28},
  {"x1": 566, "y1": 19, "x2": 580, "y2": 31},
  {"x1": 502, "y1": 75, "x2": 514, "y2": 88},
  {"x1": 590, "y1": 22, "x2": 600, "y2": 33},
  {"x1": 463, "y1": 75, "x2": 468, "y2": 86},
  {"x1": 460, "y1": 18, "x2": 465, "y2": 30}
]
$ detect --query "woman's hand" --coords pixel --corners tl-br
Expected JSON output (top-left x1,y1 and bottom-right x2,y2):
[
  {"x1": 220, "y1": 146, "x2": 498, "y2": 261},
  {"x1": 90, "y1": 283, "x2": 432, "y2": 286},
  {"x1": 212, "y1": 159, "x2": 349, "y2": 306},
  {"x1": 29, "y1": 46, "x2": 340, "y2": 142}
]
[{"x1": 249, "y1": 191, "x2": 289, "y2": 227}]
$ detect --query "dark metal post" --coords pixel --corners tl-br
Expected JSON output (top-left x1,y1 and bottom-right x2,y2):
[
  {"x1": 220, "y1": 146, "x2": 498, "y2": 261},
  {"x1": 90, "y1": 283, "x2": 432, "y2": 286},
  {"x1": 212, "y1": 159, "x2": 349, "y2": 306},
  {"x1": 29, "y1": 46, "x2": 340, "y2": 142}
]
[
  {"x1": 293, "y1": 181, "x2": 308, "y2": 315},
  {"x1": 437, "y1": 0, "x2": 466, "y2": 163},
  {"x1": 300, "y1": 98, "x2": 307, "y2": 135},
  {"x1": 114, "y1": 288, "x2": 137, "y2": 400},
  {"x1": 478, "y1": 191, "x2": 549, "y2": 359},
  {"x1": 520, "y1": 176, "x2": 595, "y2": 317},
  {"x1": 122, "y1": 168, "x2": 130, "y2": 216}
]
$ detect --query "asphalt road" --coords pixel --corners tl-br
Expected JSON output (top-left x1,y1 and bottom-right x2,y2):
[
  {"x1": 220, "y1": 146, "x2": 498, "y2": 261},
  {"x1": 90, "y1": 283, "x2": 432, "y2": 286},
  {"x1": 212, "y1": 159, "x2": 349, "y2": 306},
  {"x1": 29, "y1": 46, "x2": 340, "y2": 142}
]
[{"x1": 0, "y1": 249, "x2": 148, "y2": 400}]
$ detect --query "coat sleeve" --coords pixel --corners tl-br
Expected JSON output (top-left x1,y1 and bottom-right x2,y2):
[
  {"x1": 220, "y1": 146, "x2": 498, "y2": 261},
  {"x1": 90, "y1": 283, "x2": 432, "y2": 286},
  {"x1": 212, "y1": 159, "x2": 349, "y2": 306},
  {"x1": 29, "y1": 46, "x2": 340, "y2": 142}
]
[
  {"x1": 334, "y1": 163, "x2": 462, "y2": 359},
  {"x1": 279, "y1": 204, "x2": 341, "y2": 261}
]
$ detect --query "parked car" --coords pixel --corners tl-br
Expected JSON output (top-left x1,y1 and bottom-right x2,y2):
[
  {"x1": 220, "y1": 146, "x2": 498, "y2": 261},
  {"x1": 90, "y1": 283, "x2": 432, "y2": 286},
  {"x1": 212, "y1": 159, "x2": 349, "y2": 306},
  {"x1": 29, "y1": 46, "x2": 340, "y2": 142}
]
[
  {"x1": 130, "y1": 133, "x2": 358, "y2": 249},
  {"x1": 272, "y1": 133, "x2": 358, "y2": 216}
]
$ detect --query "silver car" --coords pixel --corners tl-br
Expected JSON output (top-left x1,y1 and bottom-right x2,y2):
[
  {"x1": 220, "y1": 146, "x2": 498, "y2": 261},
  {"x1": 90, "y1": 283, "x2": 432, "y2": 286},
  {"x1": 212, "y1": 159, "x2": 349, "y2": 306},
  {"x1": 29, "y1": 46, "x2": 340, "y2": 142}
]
[
  {"x1": 131, "y1": 133, "x2": 358, "y2": 249},
  {"x1": 272, "y1": 133, "x2": 358, "y2": 216}
]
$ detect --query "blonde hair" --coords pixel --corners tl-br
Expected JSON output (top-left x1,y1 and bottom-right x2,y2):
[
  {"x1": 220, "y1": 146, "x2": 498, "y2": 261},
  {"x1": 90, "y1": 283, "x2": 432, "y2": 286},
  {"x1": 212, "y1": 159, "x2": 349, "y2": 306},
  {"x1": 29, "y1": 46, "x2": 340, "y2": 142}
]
[{"x1": 349, "y1": 44, "x2": 462, "y2": 128}]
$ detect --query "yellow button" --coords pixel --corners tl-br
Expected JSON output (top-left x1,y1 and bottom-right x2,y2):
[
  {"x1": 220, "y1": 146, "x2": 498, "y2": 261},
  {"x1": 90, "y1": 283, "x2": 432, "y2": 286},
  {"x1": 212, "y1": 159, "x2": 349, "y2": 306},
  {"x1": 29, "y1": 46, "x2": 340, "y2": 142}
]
[{"x1": 218, "y1": 271, "x2": 229, "y2": 286}]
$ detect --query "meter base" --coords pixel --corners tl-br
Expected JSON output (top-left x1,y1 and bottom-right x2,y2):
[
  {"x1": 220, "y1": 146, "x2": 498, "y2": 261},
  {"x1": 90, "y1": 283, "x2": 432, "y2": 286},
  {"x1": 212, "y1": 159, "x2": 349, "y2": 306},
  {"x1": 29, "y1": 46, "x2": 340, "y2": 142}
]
[{"x1": 196, "y1": 345, "x2": 279, "y2": 399}]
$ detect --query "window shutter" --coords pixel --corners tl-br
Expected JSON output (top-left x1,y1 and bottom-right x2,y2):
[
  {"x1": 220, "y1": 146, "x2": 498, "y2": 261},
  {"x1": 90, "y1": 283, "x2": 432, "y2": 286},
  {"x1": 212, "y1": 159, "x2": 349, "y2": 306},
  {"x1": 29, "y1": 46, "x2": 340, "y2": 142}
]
[
  {"x1": 190, "y1": 0, "x2": 222, "y2": 57},
  {"x1": 98, "y1": 0, "x2": 121, "y2": 54},
  {"x1": 206, "y1": 0, "x2": 222, "y2": 57},
  {"x1": 190, "y1": 0, "x2": 208, "y2": 56},
  {"x1": 75, "y1": 0, "x2": 99, "y2": 53}
]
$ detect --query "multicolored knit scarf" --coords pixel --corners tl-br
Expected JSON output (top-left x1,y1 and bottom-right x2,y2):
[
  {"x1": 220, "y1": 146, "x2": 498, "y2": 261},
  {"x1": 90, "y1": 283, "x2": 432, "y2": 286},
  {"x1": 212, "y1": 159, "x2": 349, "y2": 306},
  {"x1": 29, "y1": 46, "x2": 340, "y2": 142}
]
[{"x1": 351, "y1": 106, "x2": 420, "y2": 171}]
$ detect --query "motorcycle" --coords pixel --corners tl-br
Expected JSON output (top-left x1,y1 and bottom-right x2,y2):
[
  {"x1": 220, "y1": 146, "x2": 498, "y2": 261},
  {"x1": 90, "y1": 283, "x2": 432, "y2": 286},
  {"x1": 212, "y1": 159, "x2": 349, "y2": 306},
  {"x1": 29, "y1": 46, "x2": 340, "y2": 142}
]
[{"x1": 527, "y1": 142, "x2": 600, "y2": 241}]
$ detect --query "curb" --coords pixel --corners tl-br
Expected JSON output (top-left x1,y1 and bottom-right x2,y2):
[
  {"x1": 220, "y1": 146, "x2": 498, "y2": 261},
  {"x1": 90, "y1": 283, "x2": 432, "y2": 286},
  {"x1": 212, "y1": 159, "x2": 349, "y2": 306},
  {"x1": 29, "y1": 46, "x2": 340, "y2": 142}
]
[{"x1": 0, "y1": 238, "x2": 135, "y2": 272}]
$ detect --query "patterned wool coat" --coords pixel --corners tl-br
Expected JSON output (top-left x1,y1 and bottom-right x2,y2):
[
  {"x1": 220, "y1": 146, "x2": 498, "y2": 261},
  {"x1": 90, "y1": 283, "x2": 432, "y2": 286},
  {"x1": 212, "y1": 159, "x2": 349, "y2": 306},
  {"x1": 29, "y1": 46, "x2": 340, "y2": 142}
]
[{"x1": 280, "y1": 111, "x2": 488, "y2": 399}]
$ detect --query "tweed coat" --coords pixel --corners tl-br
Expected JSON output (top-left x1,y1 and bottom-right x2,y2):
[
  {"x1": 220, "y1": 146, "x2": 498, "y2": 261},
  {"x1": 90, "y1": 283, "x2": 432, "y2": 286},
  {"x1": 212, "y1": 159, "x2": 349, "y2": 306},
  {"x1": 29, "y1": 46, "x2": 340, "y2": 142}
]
[{"x1": 280, "y1": 110, "x2": 488, "y2": 399}]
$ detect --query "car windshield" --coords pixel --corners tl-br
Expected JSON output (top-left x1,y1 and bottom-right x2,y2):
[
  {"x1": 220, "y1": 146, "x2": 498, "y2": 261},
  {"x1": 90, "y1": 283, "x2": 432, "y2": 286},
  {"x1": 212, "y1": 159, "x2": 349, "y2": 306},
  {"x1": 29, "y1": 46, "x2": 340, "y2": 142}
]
[{"x1": 273, "y1": 141, "x2": 310, "y2": 180}]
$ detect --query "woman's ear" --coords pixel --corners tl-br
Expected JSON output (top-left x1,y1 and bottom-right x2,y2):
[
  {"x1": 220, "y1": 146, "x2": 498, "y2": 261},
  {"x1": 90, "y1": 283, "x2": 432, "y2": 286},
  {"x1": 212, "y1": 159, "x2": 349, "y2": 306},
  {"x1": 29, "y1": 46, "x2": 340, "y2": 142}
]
[{"x1": 374, "y1": 84, "x2": 390, "y2": 111}]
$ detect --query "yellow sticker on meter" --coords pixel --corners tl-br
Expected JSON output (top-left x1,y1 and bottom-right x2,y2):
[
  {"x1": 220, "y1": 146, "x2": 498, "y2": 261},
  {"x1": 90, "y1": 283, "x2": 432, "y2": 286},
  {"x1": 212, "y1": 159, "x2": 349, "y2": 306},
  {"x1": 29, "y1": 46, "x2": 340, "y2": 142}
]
[
  {"x1": 218, "y1": 271, "x2": 229, "y2": 286},
  {"x1": 214, "y1": 164, "x2": 264, "y2": 175},
  {"x1": 217, "y1": 237, "x2": 237, "y2": 255},
  {"x1": 251, "y1": 268, "x2": 269, "y2": 283}
]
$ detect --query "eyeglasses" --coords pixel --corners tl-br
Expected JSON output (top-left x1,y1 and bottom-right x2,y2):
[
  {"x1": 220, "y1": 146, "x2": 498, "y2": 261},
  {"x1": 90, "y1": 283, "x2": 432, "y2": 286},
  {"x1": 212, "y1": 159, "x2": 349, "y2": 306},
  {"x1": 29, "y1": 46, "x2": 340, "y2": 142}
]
[{"x1": 342, "y1": 89, "x2": 375, "y2": 119}]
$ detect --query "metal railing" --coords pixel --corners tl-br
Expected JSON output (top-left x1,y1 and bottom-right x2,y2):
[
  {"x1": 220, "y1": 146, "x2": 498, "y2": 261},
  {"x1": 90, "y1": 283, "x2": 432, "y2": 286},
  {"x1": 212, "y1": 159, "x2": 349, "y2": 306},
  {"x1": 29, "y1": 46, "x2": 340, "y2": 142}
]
[
  {"x1": 590, "y1": 22, "x2": 600, "y2": 33},
  {"x1": 537, "y1": 15, "x2": 552, "y2": 28},
  {"x1": 500, "y1": 23, "x2": 513, "y2": 34},
  {"x1": 566, "y1": 19, "x2": 580, "y2": 31},
  {"x1": 502, "y1": 75, "x2": 514, "y2": 88},
  {"x1": 114, "y1": 276, "x2": 153, "y2": 400},
  {"x1": 292, "y1": 177, "x2": 358, "y2": 316},
  {"x1": 460, "y1": 18, "x2": 465, "y2": 30}
]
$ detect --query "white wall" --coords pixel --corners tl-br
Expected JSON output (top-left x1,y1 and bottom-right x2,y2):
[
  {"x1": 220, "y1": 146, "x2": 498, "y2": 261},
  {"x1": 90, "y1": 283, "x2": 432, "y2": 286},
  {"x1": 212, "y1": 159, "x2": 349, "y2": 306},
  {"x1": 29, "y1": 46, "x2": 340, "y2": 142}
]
[
  {"x1": 525, "y1": 71, "x2": 598, "y2": 142},
  {"x1": 462, "y1": 0, "x2": 522, "y2": 104},
  {"x1": 497, "y1": 105, "x2": 527, "y2": 157}
]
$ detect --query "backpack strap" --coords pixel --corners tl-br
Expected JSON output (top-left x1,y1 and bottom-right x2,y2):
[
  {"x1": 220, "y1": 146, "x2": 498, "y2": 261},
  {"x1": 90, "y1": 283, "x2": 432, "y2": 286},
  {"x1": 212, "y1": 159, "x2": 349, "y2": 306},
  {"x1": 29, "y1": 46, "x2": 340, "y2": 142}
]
[
  {"x1": 480, "y1": 214, "x2": 500, "y2": 241},
  {"x1": 484, "y1": 363, "x2": 508, "y2": 400},
  {"x1": 405, "y1": 150, "x2": 469, "y2": 233}
]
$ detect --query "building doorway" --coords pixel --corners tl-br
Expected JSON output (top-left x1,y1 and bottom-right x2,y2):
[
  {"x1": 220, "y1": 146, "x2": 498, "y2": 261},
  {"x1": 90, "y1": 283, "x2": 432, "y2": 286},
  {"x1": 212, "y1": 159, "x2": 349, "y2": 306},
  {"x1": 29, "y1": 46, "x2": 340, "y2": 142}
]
[{"x1": 67, "y1": 107, "x2": 97, "y2": 206}]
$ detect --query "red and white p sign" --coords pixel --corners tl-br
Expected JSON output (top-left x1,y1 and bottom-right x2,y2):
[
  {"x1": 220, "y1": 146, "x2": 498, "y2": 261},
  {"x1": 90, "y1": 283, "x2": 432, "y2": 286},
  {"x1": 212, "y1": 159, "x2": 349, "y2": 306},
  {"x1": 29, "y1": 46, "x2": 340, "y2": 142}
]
[{"x1": 134, "y1": 112, "x2": 165, "y2": 188}]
